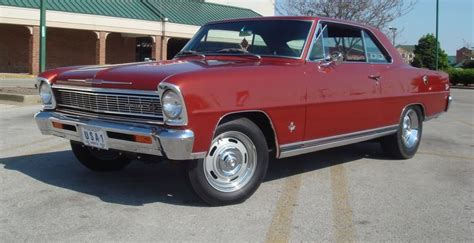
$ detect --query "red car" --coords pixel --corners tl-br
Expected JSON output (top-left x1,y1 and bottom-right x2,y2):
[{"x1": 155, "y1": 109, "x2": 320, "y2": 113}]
[{"x1": 35, "y1": 16, "x2": 452, "y2": 205}]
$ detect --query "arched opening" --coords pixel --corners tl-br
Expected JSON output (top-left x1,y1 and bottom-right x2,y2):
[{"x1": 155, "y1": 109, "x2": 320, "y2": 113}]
[
  {"x1": 106, "y1": 33, "x2": 137, "y2": 64},
  {"x1": 0, "y1": 24, "x2": 30, "y2": 73},
  {"x1": 136, "y1": 37, "x2": 153, "y2": 62},
  {"x1": 167, "y1": 38, "x2": 190, "y2": 60},
  {"x1": 46, "y1": 28, "x2": 96, "y2": 70}
]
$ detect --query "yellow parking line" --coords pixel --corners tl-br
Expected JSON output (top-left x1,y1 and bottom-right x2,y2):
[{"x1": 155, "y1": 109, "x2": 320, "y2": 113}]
[
  {"x1": 330, "y1": 164, "x2": 356, "y2": 243},
  {"x1": 265, "y1": 173, "x2": 302, "y2": 243}
]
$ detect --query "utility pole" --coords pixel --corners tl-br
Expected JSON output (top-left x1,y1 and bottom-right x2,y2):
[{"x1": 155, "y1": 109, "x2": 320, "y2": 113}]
[
  {"x1": 39, "y1": 0, "x2": 47, "y2": 73},
  {"x1": 435, "y1": 0, "x2": 439, "y2": 70},
  {"x1": 389, "y1": 27, "x2": 397, "y2": 46}
]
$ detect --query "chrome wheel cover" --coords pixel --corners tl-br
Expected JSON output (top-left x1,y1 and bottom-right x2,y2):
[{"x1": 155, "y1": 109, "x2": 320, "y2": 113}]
[
  {"x1": 203, "y1": 131, "x2": 257, "y2": 193},
  {"x1": 401, "y1": 110, "x2": 420, "y2": 149}
]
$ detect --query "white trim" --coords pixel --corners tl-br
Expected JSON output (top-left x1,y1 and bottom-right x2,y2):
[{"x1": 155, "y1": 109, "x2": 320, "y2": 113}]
[
  {"x1": 0, "y1": 5, "x2": 200, "y2": 38},
  {"x1": 164, "y1": 22, "x2": 201, "y2": 39}
]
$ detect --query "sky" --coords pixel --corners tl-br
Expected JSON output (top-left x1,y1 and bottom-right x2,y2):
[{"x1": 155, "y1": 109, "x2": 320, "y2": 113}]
[
  {"x1": 275, "y1": 0, "x2": 473, "y2": 55},
  {"x1": 391, "y1": 0, "x2": 473, "y2": 55}
]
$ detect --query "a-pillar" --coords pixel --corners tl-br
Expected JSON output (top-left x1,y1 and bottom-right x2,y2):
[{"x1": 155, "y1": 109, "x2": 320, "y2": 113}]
[
  {"x1": 95, "y1": 31, "x2": 109, "y2": 65},
  {"x1": 28, "y1": 26, "x2": 40, "y2": 75}
]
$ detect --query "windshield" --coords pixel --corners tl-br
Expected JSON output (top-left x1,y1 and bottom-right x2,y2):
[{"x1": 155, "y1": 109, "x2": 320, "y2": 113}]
[{"x1": 180, "y1": 20, "x2": 313, "y2": 58}]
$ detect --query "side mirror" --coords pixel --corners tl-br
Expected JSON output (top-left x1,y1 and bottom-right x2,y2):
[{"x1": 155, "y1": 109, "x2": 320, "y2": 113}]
[
  {"x1": 319, "y1": 51, "x2": 344, "y2": 68},
  {"x1": 328, "y1": 51, "x2": 344, "y2": 65}
]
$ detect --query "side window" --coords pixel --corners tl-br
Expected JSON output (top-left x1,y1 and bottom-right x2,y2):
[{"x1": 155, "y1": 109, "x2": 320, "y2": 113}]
[
  {"x1": 309, "y1": 23, "x2": 367, "y2": 62},
  {"x1": 308, "y1": 25, "x2": 326, "y2": 61},
  {"x1": 325, "y1": 24, "x2": 366, "y2": 62},
  {"x1": 362, "y1": 31, "x2": 391, "y2": 63}
]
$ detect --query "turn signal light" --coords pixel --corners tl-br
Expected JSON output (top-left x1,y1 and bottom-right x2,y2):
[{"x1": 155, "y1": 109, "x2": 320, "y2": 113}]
[
  {"x1": 52, "y1": 121, "x2": 64, "y2": 129},
  {"x1": 134, "y1": 135, "x2": 153, "y2": 144}
]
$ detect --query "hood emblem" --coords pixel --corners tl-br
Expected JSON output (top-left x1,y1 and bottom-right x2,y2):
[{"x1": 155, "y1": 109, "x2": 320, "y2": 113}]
[{"x1": 67, "y1": 79, "x2": 132, "y2": 85}]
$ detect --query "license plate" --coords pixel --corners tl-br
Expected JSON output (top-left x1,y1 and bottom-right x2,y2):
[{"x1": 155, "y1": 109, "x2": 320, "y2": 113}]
[{"x1": 80, "y1": 126, "x2": 108, "y2": 150}]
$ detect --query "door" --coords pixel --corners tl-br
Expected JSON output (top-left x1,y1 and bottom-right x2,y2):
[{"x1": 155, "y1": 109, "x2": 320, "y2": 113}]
[{"x1": 304, "y1": 22, "x2": 382, "y2": 141}]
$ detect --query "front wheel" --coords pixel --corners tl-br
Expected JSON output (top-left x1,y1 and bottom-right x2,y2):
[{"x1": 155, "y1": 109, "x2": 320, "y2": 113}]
[
  {"x1": 381, "y1": 106, "x2": 423, "y2": 159},
  {"x1": 70, "y1": 141, "x2": 132, "y2": 171},
  {"x1": 187, "y1": 118, "x2": 269, "y2": 206}
]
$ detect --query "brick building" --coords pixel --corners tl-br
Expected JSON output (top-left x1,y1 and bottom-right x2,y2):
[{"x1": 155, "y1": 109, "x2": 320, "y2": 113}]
[
  {"x1": 456, "y1": 47, "x2": 473, "y2": 64},
  {"x1": 0, "y1": 0, "x2": 263, "y2": 74}
]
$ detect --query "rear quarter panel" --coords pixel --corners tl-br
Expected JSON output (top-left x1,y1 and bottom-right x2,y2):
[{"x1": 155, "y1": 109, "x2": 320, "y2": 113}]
[{"x1": 379, "y1": 64, "x2": 450, "y2": 126}]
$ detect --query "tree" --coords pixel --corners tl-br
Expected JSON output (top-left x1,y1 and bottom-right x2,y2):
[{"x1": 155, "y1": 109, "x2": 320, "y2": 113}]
[
  {"x1": 276, "y1": 0, "x2": 417, "y2": 29},
  {"x1": 411, "y1": 34, "x2": 449, "y2": 70}
]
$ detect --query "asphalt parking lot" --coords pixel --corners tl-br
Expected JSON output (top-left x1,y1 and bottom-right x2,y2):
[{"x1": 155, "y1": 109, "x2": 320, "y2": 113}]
[{"x1": 0, "y1": 89, "x2": 472, "y2": 242}]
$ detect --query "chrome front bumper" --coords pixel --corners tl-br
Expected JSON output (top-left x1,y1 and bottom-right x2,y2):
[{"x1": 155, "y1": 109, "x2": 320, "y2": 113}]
[
  {"x1": 34, "y1": 111, "x2": 205, "y2": 160},
  {"x1": 446, "y1": 95, "x2": 453, "y2": 112}
]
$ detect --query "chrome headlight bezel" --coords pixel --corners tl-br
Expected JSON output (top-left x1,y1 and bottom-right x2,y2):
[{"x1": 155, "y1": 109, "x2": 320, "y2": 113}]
[
  {"x1": 158, "y1": 82, "x2": 188, "y2": 126},
  {"x1": 37, "y1": 77, "x2": 56, "y2": 110},
  {"x1": 162, "y1": 90, "x2": 183, "y2": 119}
]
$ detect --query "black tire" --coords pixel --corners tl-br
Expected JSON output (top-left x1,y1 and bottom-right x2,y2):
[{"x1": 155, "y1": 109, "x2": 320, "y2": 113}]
[
  {"x1": 187, "y1": 118, "x2": 269, "y2": 206},
  {"x1": 381, "y1": 106, "x2": 423, "y2": 159},
  {"x1": 70, "y1": 141, "x2": 132, "y2": 171}
]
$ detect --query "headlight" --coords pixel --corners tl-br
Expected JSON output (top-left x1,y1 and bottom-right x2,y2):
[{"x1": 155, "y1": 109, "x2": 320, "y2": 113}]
[
  {"x1": 39, "y1": 82, "x2": 53, "y2": 105},
  {"x1": 162, "y1": 90, "x2": 183, "y2": 119}
]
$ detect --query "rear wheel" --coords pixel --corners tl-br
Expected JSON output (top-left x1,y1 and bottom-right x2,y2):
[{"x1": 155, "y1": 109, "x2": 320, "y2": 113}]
[
  {"x1": 187, "y1": 118, "x2": 269, "y2": 206},
  {"x1": 381, "y1": 106, "x2": 423, "y2": 159},
  {"x1": 70, "y1": 141, "x2": 132, "y2": 171}
]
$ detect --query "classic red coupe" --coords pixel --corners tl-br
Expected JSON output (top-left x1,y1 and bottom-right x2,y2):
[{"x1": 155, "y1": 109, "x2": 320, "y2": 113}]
[{"x1": 35, "y1": 16, "x2": 451, "y2": 205}]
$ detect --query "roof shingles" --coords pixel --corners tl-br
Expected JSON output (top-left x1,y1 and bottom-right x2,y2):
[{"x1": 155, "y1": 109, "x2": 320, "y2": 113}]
[{"x1": 0, "y1": 0, "x2": 261, "y2": 25}]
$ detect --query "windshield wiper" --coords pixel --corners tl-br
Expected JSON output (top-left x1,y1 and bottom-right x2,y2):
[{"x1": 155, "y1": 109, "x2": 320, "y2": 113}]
[
  {"x1": 175, "y1": 50, "x2": 206, "y2": 59},
  {"x1": 216, "y1": 48, "x2": 262, "y2": 60}
]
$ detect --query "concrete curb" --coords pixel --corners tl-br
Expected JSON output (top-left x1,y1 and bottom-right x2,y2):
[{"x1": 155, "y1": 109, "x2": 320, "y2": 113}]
[{"x1": 0, "y1": 93, "x2": 41, "y2": 104}]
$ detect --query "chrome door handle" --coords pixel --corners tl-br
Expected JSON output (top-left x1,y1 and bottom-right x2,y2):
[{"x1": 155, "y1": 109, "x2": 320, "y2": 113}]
[{"x1": 369, "y1": 74, "x2": 381, "y2": 81}]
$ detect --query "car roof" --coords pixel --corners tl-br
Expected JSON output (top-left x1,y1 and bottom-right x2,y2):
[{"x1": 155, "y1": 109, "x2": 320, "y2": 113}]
[{"x1": 208, "y1": 16, "x2": 376, "y2": 30}]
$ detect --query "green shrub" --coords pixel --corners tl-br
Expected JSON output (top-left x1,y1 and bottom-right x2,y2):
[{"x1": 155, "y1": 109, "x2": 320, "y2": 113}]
[{"x1": 446, "y1": 68, "x2": 474, "y2": 86}]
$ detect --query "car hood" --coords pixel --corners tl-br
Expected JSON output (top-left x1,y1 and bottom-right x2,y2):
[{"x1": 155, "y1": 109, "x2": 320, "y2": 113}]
[
  {"x1": 53, "y1": 60, "x2": 206, "y2": 90},
  {"x1": 53, "y1": 58, "x2": 285, "y2": 90}
]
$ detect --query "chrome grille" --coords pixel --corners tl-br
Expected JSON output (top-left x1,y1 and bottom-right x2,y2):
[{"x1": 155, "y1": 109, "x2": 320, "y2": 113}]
[{"x1": 54, "y1": 88, "x2": 163, "y2": 120}]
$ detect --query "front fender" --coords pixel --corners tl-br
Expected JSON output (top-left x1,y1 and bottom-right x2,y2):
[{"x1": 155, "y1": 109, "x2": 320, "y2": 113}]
[{"x1": 163, "y1": 64, "x2": 308, "y2": 153}]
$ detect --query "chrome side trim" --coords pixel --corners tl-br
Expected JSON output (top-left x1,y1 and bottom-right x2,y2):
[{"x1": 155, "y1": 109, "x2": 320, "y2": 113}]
[
  {"x1": 279, "y1": 125, "x2": 398, "y2": 158},
  {"x1": 52, "y1": 84, "x2": 159, "y2": 96}
]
